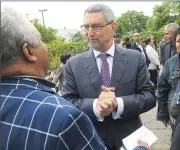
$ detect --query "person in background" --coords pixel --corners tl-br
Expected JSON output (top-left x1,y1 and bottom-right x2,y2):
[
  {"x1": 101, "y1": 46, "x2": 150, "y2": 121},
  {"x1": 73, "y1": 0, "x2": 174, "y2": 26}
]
[
  {"x1": 145, "y1": 36, "x2": 160, "y2": 89},
  {"x1": 61, "y1": 3, "x2": 155, "y2": 150},
  {"x1": 149, "y1": 35, "x2": 157, "y2": 51},
  {"x1": 52, "y1": 53, "x2": 71, "y2": 92},
  {"x1": 161, "y1": 23, "x2": 179, "y2": 65},
  {"x1": 131, "y1": 32, "x2": 151, "y2": 67},
  {"x1": 168, "y1": 27, "x2": 180, "y2": 150},
  {"x1": 114, "y1": 31, "x2": 123, "y2": 48},
  {"x1": 0, "y1": 6, "x2": 107, "y2": 150},
  {"x1": 123, "y1": 37, "x2": 131, "y2": 49},
  {"x1": 158, "y1": 38, "x2": 168, "y2": 64},
  {"x1": 157, "y1": 27, "x2": 180, "y2": 129}
]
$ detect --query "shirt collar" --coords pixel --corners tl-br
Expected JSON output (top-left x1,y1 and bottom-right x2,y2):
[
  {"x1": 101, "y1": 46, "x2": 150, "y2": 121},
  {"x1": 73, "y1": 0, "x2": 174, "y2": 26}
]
[
  {"x1": 93, "y1": 42, "x2": 115, "y2": 58},
  {"x1": 135, "y1": 41, "x2": 141, "y2": 46},
  {"x1": 146, "y1": 45, "x2": 153, "y2": 49},
  {"x1": 1, "y1": 75, "x2": 56, "y2": 93}
]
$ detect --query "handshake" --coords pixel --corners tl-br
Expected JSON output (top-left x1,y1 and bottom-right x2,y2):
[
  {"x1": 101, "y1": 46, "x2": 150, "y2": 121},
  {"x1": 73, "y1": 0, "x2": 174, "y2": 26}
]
[{"x1": 97, "y1": 86, "x2": 118, "y2": 117}]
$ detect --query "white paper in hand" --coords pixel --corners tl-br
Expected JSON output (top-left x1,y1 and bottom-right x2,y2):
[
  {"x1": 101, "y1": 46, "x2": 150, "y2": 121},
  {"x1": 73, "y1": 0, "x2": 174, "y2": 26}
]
[{"x1": 122, "y1": 125, "x2": 157, "y2": 150}]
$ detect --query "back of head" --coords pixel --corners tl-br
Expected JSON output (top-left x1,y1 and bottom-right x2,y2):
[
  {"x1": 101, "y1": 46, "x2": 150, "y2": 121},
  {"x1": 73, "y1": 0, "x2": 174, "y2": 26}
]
[
  {"x1": 125, "y1": 37, "x2": 130, "y2": 42},
  {"x1": 145, "y1": 36, "x2": 151, "y2": 45},
  {"x1": 0, "y1": 7, "x2": 49, "y2": 78},
  {"x1": 125, "y1": 41, "x2": 131, "y2": 49},
  {"x1": 60, "y1": 53, "x2": 72, "y2": 64},
  {"x1": 0, "y1": 6, "x2": 42, "y2": 70}
]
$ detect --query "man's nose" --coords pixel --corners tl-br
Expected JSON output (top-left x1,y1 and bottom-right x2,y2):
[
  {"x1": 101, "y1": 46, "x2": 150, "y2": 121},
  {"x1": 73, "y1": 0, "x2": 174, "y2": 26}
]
[{"x1": 87, "y1": 27, "x2": 95, "y2": 37}]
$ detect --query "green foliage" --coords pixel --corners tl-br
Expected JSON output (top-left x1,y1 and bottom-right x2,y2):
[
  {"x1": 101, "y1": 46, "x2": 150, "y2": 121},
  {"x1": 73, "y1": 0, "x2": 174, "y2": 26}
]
[
  {"x1": 146, "y1": 1, "x2": 180, "y2": 31},
  {"x1": 31, "y1": 18, "x2": 57, "y2": 43},
  {"x1": 31, "y1": 19, "x2": 88, "y2": 70},
  {"x1": 118, "y1": 1, "x2": 179, "y2": 48},
  {"x1": 117, "y1": 10, "x2": 148, "y2": 35},
  {"x1": 71, "y1": 31, "x2": 85, "y2": 42},
  {"x1": 47, "y1": 39, "x2": 87, "y2": 69}
]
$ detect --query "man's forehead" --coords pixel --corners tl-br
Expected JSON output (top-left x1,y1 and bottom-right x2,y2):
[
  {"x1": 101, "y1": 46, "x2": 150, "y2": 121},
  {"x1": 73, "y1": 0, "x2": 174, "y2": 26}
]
[
  {"x1": 84, "y1": 12, "x2": 105, "y2": 23},
  {"x1": 133, "y1": 33, "x2": 140, "y2": 37},
  {"x1": 164, "y1": 28, "x2": 174, "y2": 33}
]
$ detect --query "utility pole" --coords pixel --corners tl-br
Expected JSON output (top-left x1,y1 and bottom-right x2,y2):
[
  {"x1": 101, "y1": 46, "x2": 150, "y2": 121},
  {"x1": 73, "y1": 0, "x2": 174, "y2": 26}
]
[{"x1": 39, "y1": 9, "x2": 48, "y2": 27}]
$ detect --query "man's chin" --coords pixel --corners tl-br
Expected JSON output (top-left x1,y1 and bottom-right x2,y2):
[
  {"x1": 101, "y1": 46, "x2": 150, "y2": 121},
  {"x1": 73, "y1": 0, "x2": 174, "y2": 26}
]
[{"x1": 88, "y1": 43, "x2": 100, "y2": 50}]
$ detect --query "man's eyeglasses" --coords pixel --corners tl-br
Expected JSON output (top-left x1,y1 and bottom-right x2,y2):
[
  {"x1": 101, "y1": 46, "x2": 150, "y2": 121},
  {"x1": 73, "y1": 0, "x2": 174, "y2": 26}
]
[{"x1": 81, "y1": 22, "x2": 113, "y2": 32}]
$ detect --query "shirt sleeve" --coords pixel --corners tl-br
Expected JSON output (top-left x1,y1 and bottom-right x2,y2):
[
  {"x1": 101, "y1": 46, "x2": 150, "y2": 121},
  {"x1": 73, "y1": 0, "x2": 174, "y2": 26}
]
[
  {"x1": 93, "y1": 99, "x2": 104, "y2": 122},
  {"x1": 112, "y1": 97, "x2": 124, "y2": 119},
  {"x1": 57, "y1": 111, "x2": 107, "y2": 150}
]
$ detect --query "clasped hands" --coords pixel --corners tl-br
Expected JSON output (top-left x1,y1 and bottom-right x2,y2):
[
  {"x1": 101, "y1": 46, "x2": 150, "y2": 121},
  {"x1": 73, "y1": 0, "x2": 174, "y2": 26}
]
[{"x1": 97, "y1": 86, "x2": 118, "y2": 117}]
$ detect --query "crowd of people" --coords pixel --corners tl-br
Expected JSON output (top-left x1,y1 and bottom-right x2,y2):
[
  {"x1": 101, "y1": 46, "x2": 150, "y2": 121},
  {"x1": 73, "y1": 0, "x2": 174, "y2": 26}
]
[{"x1": 0, "y1": 3, "x2": 180, "y2": 150}]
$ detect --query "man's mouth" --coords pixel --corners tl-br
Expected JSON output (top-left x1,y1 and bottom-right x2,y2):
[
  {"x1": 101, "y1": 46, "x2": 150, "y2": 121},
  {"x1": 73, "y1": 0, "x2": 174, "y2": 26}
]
[{"x1": 88, "y1": 39, "x2": 97, "y2": 42}]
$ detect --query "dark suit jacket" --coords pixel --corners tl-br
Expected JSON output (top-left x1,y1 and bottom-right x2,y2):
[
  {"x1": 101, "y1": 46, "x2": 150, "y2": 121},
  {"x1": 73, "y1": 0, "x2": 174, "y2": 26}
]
[
  {"x1": 61, "y1": 46, "x2": 156, "y2": 148},
  {"x1": 131, "y1": 41, "x2": 150, "y2": 67},
  {"x1": 162, "y1": 43, "x2": 177, "y2": 65}
]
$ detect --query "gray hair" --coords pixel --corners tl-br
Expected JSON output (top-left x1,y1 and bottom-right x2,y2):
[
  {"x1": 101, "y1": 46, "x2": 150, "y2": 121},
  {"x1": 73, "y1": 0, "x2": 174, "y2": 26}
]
[
  {"x1": 84, "y1": 4, "x2": 115, "y2": 23},
  {"x1": 0, "y1": 6, "x2": 42, "y2": 69},
  {"x1": 165, "y1": 23, "x2": 179, "y2": 32}
]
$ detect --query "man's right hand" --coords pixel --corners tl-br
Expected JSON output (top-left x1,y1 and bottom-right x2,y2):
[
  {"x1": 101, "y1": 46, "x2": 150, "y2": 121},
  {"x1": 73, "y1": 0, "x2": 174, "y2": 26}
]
[
  {"x1": 137, "y1": 139, "x2": 152, "y2": 150},
  {"x1": 97, "y1": 87, "x2": 117, "y2": 117}
]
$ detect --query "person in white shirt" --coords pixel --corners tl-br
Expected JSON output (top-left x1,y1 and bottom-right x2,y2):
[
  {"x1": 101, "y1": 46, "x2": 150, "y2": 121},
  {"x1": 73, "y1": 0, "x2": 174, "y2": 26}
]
[{"x1": 145, "y1": 36, "x2": 160, "y2": 89}]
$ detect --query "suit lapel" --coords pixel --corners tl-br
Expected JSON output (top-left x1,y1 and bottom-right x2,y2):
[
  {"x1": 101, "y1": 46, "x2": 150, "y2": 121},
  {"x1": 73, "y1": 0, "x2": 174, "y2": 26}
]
[
  {"x1": 83, "y1": 49, "x2": 101, "y2": 92},
  {"x1": 111, "y1": 46, "x2": 127, "y2": 89}
]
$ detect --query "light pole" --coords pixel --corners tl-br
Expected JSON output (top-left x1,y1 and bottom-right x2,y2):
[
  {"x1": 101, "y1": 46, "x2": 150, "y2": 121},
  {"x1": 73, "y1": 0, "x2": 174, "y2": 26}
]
[
  {"x1": 39, "y1": 9, "x2": 48, "y2": 27},
  {"x1": 26, "y1": 14, "x2": 30, "y2": 20}
]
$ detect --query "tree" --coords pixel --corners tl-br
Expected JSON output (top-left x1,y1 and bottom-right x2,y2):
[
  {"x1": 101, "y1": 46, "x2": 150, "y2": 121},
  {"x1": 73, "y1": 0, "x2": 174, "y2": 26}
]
[
  {"x1": 146, "y1": 1, "x2": 180, "y2": 31},
  {"x1": 116, "y1": 10, "x2": 148, "y2": 35},
  {"x1": 71, "y1": 31, "x2": 85, "y2": 42},
  {"x1": 31, "y1": 18, "x2": 57, "y2": 43},
  {"x1": 168, "y1": 1, "x2": 180, "y2": 24}
]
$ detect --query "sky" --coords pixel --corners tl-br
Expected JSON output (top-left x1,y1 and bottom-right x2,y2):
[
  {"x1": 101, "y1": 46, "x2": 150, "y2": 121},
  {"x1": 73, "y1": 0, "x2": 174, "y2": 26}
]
[{"x1": 2, "y1": 1, "x2": 162, "y2": 30}]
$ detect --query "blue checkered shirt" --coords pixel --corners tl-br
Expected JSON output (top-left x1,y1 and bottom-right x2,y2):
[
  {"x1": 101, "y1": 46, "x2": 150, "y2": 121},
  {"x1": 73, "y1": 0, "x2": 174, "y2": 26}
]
[{"x1": 0, "y1": 76, "x2": 107, "y2": 150}]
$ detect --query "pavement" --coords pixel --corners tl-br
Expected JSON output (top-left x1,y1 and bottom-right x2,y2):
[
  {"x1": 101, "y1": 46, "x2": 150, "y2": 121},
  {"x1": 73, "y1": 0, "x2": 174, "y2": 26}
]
[{"x1": 140, "y1": 104, "x2": 172, "y2": 150}]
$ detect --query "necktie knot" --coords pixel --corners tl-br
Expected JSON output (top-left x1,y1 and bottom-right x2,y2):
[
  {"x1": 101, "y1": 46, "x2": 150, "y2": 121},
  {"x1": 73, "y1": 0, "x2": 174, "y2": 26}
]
[{"x1": 99, "y1": 53, "x2": 108, "y2": 60}]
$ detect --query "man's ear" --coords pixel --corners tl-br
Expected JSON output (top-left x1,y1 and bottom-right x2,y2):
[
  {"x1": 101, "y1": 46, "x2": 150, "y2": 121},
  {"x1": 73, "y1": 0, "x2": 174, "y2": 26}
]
[
  {"x1": 111, "y1": 22, "x2": 118, "y2": 35},
  {"x1": 22, "y1": 43, "x2": 37, "y2": 62}
]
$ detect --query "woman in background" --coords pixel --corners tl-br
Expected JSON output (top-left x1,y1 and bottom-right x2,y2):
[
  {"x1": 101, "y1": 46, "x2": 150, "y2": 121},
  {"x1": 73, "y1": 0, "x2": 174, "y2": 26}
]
[{"x1": 145, "y1": 36, "x2": 160, "y2": 89}]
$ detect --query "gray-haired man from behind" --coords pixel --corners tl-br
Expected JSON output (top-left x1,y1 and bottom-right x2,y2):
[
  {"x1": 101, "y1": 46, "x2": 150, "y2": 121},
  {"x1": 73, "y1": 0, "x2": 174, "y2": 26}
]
[{"x1": 0, "y1": 6, "x2": 107, "y2": 150}]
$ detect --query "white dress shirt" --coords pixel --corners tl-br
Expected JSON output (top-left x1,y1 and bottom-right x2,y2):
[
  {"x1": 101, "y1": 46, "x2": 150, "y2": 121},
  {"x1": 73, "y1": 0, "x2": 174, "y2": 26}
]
[
  {"x1": 92, "y1": 43, "x2": 124, "y2": 122},
  {"x1": 145, "y1": 45, "x2": 160, "y2": 70}
]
